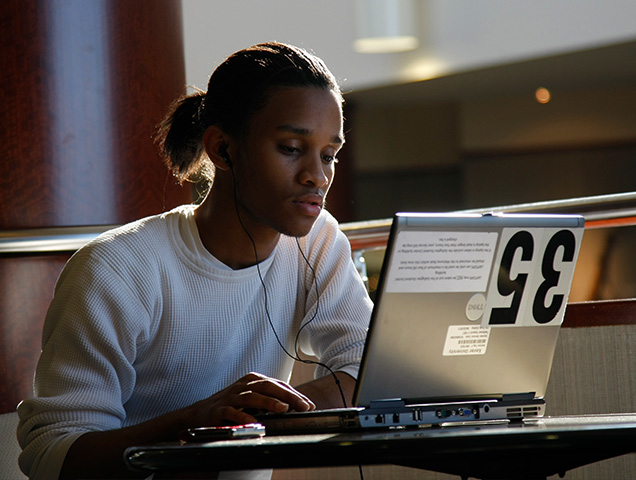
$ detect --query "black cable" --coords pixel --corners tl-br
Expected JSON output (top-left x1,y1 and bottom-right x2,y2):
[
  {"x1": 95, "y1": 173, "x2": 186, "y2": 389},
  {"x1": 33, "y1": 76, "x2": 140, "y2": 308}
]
[
  {"x1": 229, "y1": 163, "x2": 363, "y2": 480},
  {"x1": 294, "y1": 237, "x2": 348, "y2": 409},
  {"x1": 230, "y1": 167, "x2": 347, "y2": 408},
  {"x1": 229, "y1": 165, "x2": 348, "y2": 408}
]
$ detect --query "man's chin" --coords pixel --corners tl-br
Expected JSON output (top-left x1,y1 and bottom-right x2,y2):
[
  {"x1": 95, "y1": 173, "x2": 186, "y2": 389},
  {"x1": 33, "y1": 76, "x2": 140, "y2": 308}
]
[{"x1": 279, "y1": 218, "x2": 317, "y2": 239}]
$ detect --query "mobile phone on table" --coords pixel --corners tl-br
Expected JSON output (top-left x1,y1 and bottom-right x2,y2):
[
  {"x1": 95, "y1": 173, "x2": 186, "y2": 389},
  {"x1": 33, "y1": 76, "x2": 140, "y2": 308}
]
[{"x1": 179, "y1": 423, "x2": 266, "y2": 443}]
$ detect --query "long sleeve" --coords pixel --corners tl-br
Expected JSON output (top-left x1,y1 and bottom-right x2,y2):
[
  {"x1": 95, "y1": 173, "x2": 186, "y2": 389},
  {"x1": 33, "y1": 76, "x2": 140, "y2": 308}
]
[
  {"x1": 17, "y1": 243, "x2": 154, "y2": 479},
  {"x1": 294, "y1": 212, "x2": 373, "y2": 379}
]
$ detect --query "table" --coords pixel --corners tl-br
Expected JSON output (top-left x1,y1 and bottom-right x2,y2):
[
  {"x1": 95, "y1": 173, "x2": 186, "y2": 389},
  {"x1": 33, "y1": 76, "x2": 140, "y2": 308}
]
[{"x1": 124, "y1": 414, "x2": 636, "y2": 480}]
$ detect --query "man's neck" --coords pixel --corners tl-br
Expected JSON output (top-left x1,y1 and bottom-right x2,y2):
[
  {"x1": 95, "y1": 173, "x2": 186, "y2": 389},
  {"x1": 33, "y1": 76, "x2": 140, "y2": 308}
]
[{"x1": 193, "y1": 189, "x2": 280, "y2": 270}]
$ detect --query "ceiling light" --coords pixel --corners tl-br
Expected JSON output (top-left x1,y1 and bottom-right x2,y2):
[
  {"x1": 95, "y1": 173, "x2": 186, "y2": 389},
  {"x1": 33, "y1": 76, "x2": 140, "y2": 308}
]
[
  {"x1": 535, "y1": 87, "x2": 551, "y2": 104},
  {"x1": 354, "y1": 0, "x2": 420, "y2": 54}
]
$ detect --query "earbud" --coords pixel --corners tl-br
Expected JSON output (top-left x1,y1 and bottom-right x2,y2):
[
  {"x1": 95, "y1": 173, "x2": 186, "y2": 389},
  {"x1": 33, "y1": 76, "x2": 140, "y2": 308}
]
[{"x1": 218, "y1": 144, "x2": 232, "y2": 167}]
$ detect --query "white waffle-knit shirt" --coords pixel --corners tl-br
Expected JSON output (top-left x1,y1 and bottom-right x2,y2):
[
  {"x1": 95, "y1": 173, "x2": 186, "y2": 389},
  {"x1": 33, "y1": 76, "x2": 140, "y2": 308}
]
[{"x1": 17, "y1": 205, "x2": 372, "y2": 479}]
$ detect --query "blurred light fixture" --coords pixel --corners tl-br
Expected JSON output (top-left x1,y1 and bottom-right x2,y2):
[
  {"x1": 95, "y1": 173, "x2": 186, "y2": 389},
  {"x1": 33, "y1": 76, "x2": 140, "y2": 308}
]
[
  {"x1": 354, "y1": 0, "x2": 420, "y2": 54},
  {"x1": 535, "y1": 87, "x2": 551, "y2": 104}
]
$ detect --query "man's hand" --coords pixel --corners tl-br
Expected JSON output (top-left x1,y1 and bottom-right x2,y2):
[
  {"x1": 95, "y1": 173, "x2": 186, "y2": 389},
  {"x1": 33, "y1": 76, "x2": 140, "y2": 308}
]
[{"x1": 185, "y1": 372, "x2": 316, "y2": 426}]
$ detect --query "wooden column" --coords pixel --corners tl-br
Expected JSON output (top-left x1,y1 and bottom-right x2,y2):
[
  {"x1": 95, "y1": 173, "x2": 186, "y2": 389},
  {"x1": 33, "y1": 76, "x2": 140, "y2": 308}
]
[{"x1": 0, "y1": 0, "x2": 191, "y2": 413}]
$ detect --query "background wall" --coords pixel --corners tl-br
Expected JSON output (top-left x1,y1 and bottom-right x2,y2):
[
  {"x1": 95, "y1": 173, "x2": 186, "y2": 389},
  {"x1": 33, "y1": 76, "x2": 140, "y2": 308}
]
[
  {"x1": 181, "y1": 0, "x2": 636, "y2": 222},
  {"x1": 349, "y1": 80, "x2": 636, "y2": 219},
  {"x1": 181, "y1": 0, "x2": 636, "y2": 93}
]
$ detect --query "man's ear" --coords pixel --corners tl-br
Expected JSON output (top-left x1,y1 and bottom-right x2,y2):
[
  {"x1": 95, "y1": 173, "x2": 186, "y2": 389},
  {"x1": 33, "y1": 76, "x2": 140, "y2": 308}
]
[{"x1": 203, "y1": 125, "x2": 232, "y2": 171}]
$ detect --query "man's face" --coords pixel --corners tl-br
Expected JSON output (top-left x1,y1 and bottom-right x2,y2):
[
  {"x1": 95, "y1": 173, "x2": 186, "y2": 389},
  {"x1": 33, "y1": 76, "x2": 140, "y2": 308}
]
[{"x1": 233, "y1": 86, "x2": 344, "y2": 238}]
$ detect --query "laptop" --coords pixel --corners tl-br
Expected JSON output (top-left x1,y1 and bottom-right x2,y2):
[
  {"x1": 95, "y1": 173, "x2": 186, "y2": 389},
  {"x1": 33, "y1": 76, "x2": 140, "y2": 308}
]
[{"x1": 258, "y1": 212, "x2": 585, "y2": 434}]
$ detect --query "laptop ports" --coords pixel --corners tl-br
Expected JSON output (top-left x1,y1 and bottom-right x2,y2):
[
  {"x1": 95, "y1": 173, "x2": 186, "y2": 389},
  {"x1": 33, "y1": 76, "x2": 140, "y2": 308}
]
[{"x1": 436, "y1": 409, "x2": 454, "y2": 419}]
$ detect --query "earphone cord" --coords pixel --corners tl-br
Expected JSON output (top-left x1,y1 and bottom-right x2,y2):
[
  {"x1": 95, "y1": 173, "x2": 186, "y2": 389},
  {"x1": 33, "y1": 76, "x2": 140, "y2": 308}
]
[
  {"x1": 293, "y1": 241, "x2": 365, "y2": 480},
  {"x1": 229, "y1": 168, "x2": 363, "y2": 480},
  {"x1": 229, "y1": 168, "x2": 348, "y2": 409}
]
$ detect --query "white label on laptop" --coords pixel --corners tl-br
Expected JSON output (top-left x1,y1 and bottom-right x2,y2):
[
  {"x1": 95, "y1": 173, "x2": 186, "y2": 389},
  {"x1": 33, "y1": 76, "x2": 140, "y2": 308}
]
[
  {"x1": 443, "y1": 325, "x2": 491, "y2": 356},
  {"x1": 387, "y1": 231, "x2": 498, "y2": 293},
  {"x1": 482, "y1": 227, "x2": 582, "y2": 327}
]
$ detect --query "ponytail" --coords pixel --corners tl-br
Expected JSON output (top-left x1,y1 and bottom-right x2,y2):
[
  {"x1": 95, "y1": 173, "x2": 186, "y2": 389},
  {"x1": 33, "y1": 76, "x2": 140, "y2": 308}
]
[{"x1": 155, "y1": 91, "x2": 207, "y2": 183}]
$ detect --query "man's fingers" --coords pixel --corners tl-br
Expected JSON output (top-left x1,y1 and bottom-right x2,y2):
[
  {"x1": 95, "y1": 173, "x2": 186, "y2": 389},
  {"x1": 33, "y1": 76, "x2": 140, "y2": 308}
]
[
  {"x1": 244, "y1": 379, "x2": 315, "y2": 411},
  {"x1": 197, "y1": 372, "x2": 317, "y2": 428},
  {"x1": 236, "y1": 390, "x2": 290, "y2": 413}
]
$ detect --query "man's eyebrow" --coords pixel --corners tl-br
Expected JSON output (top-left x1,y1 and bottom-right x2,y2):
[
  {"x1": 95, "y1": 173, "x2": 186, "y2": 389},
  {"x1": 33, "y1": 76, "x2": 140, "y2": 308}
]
[{"x1": 276, "y1": 124, "x2": 344, "y2": 145}]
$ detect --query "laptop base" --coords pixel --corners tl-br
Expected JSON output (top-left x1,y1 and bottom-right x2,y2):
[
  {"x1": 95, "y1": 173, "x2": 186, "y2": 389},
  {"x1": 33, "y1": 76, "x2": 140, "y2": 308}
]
[{"x1": 258, "y1": 397, "x2": 545, "y2": 435}]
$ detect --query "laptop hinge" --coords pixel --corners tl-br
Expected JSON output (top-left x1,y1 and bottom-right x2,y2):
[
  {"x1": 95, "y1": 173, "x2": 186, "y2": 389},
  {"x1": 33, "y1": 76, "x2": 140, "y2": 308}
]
[
  {"x1": 369, "y1": 399, "x2": 406, "y2": 410},
  {"x1": 502, "y1": 392, "x2": 536, "y2": 402}
]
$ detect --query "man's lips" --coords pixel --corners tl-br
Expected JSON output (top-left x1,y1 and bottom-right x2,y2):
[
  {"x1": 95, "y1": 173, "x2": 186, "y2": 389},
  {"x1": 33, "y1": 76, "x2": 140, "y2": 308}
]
[
  {"x1": 293, "y1": 194, "x2": 324, "y2": 216},
  {"x1": 295, "y1": 194, "x2": 324, "y2": 208}
]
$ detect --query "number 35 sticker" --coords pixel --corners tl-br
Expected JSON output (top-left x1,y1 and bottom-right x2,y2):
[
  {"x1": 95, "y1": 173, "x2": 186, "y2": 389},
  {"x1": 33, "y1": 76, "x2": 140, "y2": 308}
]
[{"x1": 482, "y1": 227, "x2": 583, "y2": 327}]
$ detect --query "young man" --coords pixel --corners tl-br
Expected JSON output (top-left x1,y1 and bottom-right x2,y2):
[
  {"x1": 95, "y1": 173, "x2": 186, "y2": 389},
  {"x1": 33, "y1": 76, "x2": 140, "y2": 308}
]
[{"x1": 18, "y1": 42, "x2": 372, "y2": 479}]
